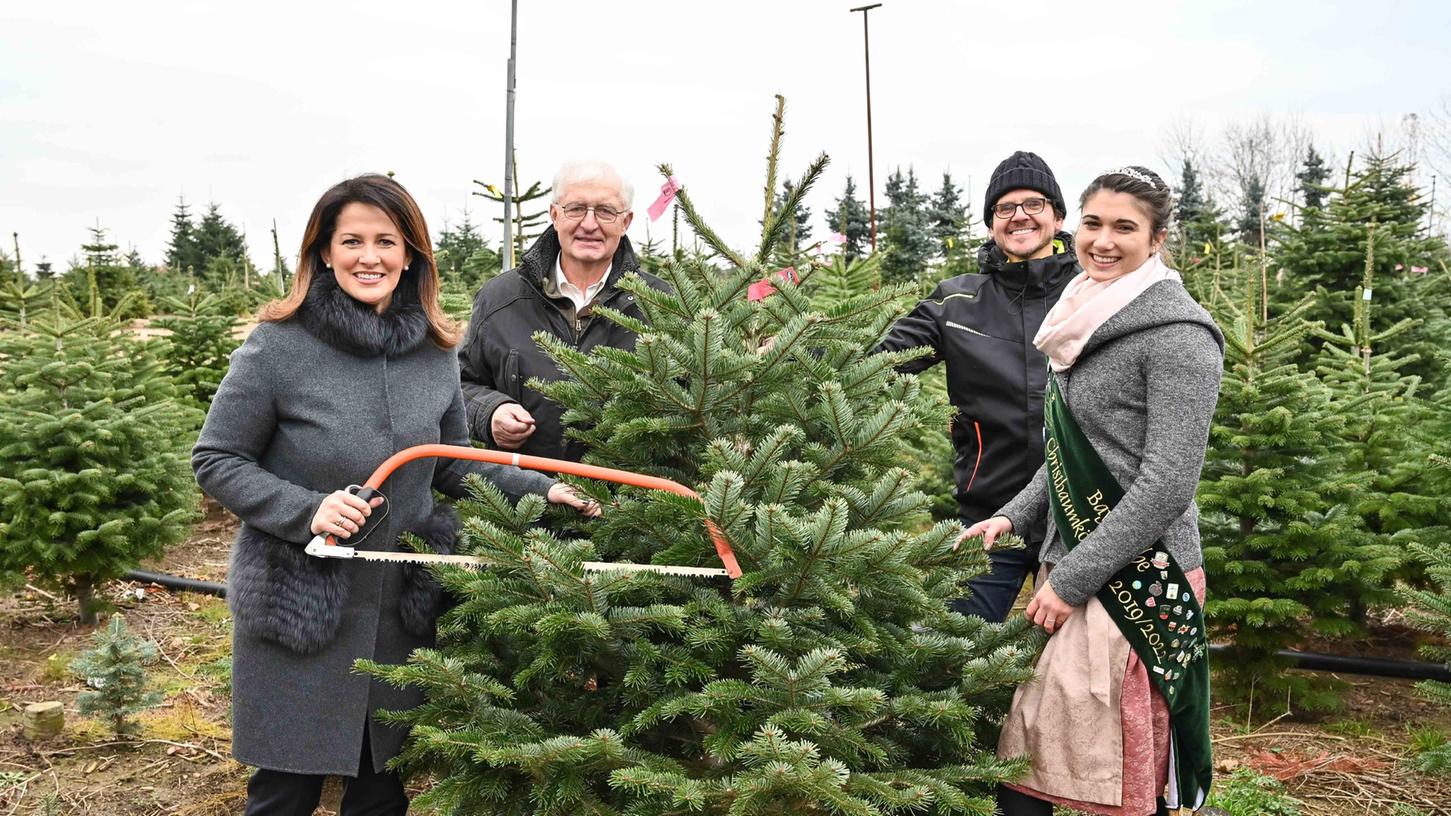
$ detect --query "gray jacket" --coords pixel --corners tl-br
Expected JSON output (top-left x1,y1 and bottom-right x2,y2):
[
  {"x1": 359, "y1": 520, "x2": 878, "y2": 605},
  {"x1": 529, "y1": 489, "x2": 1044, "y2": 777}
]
[
  {"x1": 996, "y1": 279, "x2": 1224, "y2": 607},
  {"x1": 193, "y1": 277, "x2": 555, "y2": 775}
]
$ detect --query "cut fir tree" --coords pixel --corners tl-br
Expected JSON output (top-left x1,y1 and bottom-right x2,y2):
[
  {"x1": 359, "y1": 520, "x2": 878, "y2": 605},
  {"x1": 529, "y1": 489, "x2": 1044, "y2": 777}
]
[{"x1": 364, "y1": 106, "x2": 1040, "y2": 815}]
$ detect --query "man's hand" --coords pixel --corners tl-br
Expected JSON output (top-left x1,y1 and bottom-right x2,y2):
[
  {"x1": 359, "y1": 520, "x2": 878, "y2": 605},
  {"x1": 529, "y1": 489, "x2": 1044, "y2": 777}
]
[
  {"x1": 1025, "y1": 579, "x2": 1079, "y2": 635},
  {"x1": 490, "y1": 403, "x2": 536, "y2": 449}
]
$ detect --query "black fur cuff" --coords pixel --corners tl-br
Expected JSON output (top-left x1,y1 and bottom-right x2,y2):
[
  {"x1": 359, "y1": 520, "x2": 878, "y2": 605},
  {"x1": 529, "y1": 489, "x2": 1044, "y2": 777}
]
[{"x1": 228, "y1": 525, "x2": 349, "y2": 654}]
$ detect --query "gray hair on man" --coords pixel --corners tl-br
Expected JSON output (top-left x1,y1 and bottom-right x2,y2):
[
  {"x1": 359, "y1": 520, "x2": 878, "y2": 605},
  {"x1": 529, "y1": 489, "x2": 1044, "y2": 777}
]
[{"x1": 551, "y1": 160, "x2": 634, "y2": 210}]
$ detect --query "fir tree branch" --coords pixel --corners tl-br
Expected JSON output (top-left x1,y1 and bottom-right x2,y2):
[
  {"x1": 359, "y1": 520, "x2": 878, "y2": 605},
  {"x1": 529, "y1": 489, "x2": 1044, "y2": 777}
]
[
  {"x1": 658, "y1": 163, "x2": 747, "y2": 268},
  {"x1": 760, "y1": 94, "x2": 786, "y2": 249},
  {"x1": 758, "y1": 152, "x2": 830, "y2": 266}
]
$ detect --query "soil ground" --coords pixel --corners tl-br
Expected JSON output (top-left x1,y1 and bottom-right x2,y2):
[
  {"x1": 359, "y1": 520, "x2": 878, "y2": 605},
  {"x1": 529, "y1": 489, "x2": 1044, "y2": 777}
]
[{"x1": 2, "y1": 504, "x2": 1449, "y2": 815}]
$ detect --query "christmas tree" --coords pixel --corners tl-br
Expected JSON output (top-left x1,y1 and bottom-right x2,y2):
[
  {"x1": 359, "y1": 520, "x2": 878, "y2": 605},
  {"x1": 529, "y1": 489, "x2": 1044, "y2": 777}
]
[
  {"x1": 62, "y1": 224, "x2": 149, "y2": 318},
  {"x1": 475, "y1": 163, "x2": 551, "y2": 268},
  {"x1": 1273, "y1": 147, "x2": 1451, "y2": 392},
  {"x1": 164, "y1": 196, "x2": 203, "y2": 276},
  {"x1": 152, "y1": 289, "x2": 243, "y2": 413},
  {"x1": 878, "y1": 167, "x2": 934, "y2": 287},
  {"x1": 1312, "y1": 229, "x2": 1450, "y2": 588},
  {"x1": 436, "y1": 209, "x2": 502, "y2": 296},
  {"x1": 1401, "y1": 452, "x2": 1451, "y2": 775},
  {"x1": 365, "y1": 113, "x2": 1039, "y2": 814},
  {"x1": 826, "y1": 175, "x2": 873, "y2": 262},
  {"x1": 70, "y1": 613, "x2": 163, "y2": 737},
  {"x1": 927, "y1": 172, "x2": 978, "y2": 282},
  {"x1": 1295, "y1": 145, "x2": 1331, "y2": 212},
  {"x1": 1197, "y1": 276, "x2": 1397, "y2": 714},
  {"x1": 0, "y1": 294, "x2": 200, "y2": 622},
  {"x1": 1173, "y1": 158, "x2": 1228, "y2": 274}
]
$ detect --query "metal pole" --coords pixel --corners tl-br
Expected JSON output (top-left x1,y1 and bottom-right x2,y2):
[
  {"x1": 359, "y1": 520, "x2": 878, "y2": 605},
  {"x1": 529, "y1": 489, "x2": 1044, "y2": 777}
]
[
  {"x1": 1429, "y1": 174, "x2": 1437, "y2": 236},
  {"x1": 502, "y1": 0, "x2": 518, "y2": 268},
  {"x1": 851, "y1": 4, "x2": 882, "y2": 254}
]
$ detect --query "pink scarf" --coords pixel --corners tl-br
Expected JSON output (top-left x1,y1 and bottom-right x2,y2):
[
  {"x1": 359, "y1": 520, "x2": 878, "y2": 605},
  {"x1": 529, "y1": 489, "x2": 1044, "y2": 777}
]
[{"x1": 1034, "y1": 254, "x2": 1181, "y2": 372}]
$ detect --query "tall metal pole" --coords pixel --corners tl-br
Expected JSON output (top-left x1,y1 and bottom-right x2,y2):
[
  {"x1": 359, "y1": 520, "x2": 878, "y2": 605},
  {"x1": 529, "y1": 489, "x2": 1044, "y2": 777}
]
[
  {"x1": 1429, "y1": 174, "x2": 1437, "y2": 237},
  {"x1": 502, "y1": 0, "x2": 519, "y2": 267},
  {"x1": 851, "y1": 3, "x2": 882, "y2": 254}
]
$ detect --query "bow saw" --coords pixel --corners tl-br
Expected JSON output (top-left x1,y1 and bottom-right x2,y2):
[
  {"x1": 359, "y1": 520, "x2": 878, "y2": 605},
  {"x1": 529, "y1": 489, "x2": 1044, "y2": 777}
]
[{"x1": 305, "y1": 444, "x2": 741, "y2": 580}]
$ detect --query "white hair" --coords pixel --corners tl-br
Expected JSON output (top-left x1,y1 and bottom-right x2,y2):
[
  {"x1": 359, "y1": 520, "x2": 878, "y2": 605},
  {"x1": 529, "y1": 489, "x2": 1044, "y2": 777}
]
[{"x1": 551, "y1": 160, "x2": 634, "y2": 210}]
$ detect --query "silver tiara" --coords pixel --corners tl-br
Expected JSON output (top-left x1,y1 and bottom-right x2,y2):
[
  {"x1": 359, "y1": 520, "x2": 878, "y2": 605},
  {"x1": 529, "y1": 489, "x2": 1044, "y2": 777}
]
[{"x1": 1103, "y1": 166, "x2": 1161, "y2": 189}]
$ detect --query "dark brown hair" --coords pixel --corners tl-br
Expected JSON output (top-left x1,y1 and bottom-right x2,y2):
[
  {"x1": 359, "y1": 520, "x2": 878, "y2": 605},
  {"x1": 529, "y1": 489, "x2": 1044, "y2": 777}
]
[
  {"x1": 1078, "y1": 166, "x2": 1176, "y2": 267},
  {"x1": 260, "y1": 174, "x2": 460, "y2": 347}
]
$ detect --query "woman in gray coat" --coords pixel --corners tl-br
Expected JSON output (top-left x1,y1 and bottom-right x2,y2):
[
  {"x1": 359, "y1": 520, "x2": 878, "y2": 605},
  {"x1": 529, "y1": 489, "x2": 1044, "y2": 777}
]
[
  {"x1": 966, "y1": 167, "x2": 1224, "y2": 816},
  {"x1": 193, "y1": 174, "x2": 598, "y2": 815}
]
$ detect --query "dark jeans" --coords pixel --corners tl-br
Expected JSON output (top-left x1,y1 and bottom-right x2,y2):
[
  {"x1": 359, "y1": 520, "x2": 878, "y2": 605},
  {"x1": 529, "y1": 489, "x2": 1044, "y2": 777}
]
[
  {"x1": 243, "y1": 727, "x2": 408, "y2": 816},
  {"x1": 950, "y1": 535, "x2": 1041, "y2": 622},
  {"x1": 996, "y1": 785, "x2": 1169, "y2": 815}
]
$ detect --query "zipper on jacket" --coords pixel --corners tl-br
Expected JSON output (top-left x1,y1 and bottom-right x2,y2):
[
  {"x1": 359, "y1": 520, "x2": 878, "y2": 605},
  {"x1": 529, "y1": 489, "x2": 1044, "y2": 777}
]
[{"x1": 574, "y1": 290, "x2": 634, "y2": 349}]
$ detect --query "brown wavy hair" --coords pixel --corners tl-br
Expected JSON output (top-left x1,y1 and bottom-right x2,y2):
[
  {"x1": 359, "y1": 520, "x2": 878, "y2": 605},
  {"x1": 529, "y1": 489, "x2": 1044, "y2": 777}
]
[
  {"x1": 259, "y1": 174, "x2": 461, "y2": 347},
  {"x1": 1078, "y1": 166, "x2": 1177, "y2": 268}
]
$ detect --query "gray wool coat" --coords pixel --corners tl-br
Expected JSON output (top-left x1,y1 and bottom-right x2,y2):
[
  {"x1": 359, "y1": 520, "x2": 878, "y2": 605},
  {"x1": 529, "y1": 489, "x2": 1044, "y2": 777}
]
[
  {"x1": 996, "y1": 279, "x2": 1224, "y2": 608},
  {"x1": 193, "y1": 277, "x2": 556, "y2": 776}
]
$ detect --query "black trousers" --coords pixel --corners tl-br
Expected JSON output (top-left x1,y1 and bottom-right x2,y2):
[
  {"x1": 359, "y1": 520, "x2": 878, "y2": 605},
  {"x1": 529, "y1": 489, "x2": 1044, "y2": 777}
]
[
  {"x1": 243, "y1": 727, "x2": 408, "y2": 816},
  {"x1": 996, "y1": 785, "x2": 1169, "y2": 816},
  {"x1": 950, "y1": 533, "x2": 1041, "y2": 622}
]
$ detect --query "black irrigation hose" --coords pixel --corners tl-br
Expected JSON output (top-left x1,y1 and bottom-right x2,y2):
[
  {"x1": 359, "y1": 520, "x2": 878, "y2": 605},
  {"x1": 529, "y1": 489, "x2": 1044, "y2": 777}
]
[
  {"x1": 119, "y1": 570, "x2": 1451, "y2": 682},
  {"x1": 124, "y1": 569, "x2": 226, "y2": 598},
  {"x1": 1207, "y1": 643, "x2": 1451, "y2": 682}
]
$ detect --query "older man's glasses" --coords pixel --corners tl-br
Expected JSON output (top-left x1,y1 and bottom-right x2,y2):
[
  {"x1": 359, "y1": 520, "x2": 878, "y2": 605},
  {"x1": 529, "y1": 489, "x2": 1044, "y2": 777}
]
[
  {"x1": 558, "y1": 203, "x2": 625, "y2": 223},
  {"x1": 993, "y1": 197, "x2": 1048, "y2": 219}
]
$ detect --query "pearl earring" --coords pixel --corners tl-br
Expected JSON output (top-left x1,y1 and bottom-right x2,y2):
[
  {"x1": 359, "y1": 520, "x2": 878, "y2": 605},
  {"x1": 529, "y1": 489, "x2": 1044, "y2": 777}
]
[{"x1": 404, "y1": 265, "x2": 410, "y2": 271}]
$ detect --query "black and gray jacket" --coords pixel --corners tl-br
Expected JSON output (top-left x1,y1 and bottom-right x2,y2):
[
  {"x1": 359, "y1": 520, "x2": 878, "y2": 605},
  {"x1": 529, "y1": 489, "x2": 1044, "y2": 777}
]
[
  {"x1": 874, "y1": 235, "x2": 1079, "y2": 541},
  {"x1": 458, "y1": 227, "x2": 670, "y2": 461}
]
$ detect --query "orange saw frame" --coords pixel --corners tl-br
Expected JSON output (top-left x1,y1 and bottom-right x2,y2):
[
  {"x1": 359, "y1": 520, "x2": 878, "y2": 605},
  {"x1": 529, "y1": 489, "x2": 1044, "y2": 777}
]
[{"x1": 305, "y1": 444, "x2": 741, "y2": 579}]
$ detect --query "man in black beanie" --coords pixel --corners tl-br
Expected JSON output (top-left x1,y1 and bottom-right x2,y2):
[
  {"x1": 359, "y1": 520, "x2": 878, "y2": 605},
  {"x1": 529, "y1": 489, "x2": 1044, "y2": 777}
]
[{"x1": 875, "y1": 150, "x2": 1080, "y2": 621}]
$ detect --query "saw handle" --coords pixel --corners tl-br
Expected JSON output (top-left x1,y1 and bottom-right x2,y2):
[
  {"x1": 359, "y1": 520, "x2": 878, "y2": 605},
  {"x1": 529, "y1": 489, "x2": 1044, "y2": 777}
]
[{"x1": 307, "y1": 485, "x2": 389, "y2": 554}]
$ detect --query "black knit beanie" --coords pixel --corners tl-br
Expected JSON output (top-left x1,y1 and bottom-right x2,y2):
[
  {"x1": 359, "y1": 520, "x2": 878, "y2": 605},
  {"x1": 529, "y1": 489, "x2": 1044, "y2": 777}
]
[{"x1": 983, "y1": 151, "x2": 1065, "y2": 227}]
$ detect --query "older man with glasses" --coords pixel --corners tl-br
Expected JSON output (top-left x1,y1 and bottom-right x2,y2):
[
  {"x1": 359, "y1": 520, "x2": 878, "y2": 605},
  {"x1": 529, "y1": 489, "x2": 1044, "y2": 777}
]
[
  {"x1": 874, "y1": 150, "x2": 1081, "y2": 622},
  {"x1": 459, "y1": 159, "x2": 670, "y2": 462}
]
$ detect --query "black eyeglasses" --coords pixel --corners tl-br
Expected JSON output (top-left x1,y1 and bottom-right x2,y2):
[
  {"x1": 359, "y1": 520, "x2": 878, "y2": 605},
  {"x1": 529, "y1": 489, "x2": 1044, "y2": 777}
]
[
  {"x1": 993, "y1": 197, "x2": 1048, "y2": 219},
  {"x1": 557, "y1": 203, "x2": 626, "y2": 223}
]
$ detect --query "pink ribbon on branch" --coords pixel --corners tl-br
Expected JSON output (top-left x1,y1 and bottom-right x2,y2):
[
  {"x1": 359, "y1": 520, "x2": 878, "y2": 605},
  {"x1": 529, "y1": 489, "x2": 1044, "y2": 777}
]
[
  {"x1": 648, "y1": 176, "x2": 683, "y2": 221},
  {"x1": 748, "y1": 266, "x2": 798, "y2": 302}
]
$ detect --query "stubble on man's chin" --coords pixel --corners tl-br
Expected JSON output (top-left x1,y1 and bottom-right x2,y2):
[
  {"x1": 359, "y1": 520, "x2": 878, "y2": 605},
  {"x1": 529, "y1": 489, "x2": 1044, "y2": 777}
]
[{"x1": 1001, "y1": 233, "x2": 1054, "y2": 263}]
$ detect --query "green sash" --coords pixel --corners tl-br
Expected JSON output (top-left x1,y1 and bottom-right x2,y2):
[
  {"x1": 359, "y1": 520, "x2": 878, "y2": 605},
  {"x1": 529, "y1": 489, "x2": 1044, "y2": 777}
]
[{"x1": 1042, "y1": 375, "x2": 1211, "y2": 809}]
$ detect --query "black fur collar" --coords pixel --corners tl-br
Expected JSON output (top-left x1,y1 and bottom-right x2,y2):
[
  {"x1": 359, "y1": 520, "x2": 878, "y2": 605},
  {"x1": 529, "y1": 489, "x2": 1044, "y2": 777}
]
[{"x1": 297, "y1": 269, "x2": 430, "y2": 358}]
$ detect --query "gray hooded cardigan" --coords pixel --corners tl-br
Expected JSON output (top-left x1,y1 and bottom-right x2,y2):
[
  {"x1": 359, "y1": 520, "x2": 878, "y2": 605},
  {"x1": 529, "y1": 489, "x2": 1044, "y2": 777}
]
[
  {"x1": 193, "y1": 276, "x2": 555, "y2": 776},
  {"x1": 995, "y1": 279, "x2": 1224, "y2": 607}
]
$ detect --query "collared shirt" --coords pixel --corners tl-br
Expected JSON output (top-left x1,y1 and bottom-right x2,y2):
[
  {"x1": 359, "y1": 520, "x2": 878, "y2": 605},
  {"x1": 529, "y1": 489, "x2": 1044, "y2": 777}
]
[{"x1": 553, "y1": 256, "x2": 610, "y2": 314}]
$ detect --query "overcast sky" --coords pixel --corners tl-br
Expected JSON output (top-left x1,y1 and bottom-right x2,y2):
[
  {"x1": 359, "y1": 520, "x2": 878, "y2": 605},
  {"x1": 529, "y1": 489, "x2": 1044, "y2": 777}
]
[{"x1": 3, "y1": 0, "x2": 1448, "y2": 272}]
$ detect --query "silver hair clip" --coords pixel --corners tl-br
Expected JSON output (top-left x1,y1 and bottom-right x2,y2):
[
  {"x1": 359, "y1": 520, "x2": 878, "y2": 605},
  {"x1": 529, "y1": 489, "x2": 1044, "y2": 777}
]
[{"x1": 1104, "y1": 166, "x2": 1161, "y2": 188}]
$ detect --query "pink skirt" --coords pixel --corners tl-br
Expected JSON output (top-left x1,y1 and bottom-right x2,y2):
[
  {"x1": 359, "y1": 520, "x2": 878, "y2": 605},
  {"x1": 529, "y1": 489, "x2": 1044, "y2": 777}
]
[{"x1": 999, "y1": 568, "x2": 1206, "y2": 815}]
